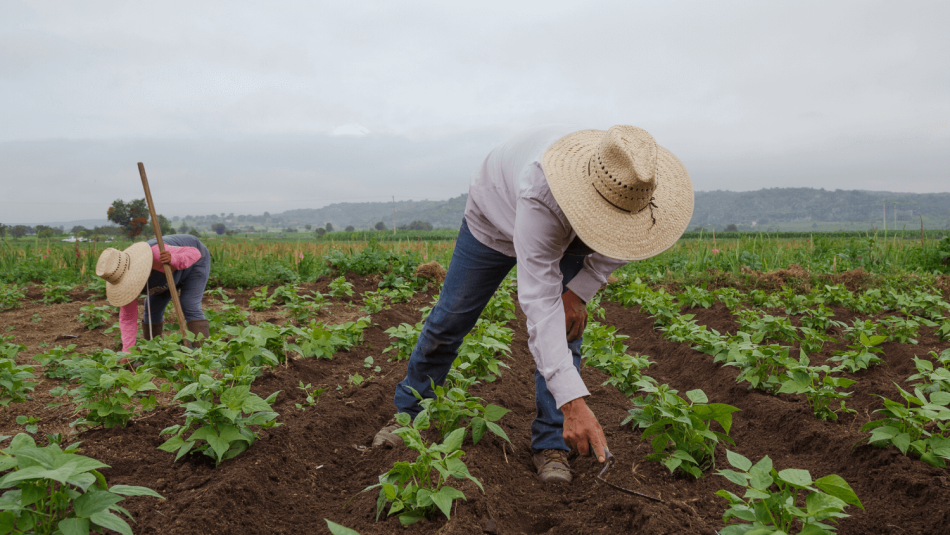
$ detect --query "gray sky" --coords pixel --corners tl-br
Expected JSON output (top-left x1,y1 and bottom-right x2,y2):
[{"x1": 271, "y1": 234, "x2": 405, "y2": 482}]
[{"x1": 2, "y1": 0, "x2": 948, "y2": 224}]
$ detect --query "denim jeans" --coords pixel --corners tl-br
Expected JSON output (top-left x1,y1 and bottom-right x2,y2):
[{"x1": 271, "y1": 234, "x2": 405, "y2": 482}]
[
  {"x1": 143, "y1": 235, "x2": 211, "y2": 324},
  {"x1": 394, "y1": 219, "x2": 592, "y2": 451}
]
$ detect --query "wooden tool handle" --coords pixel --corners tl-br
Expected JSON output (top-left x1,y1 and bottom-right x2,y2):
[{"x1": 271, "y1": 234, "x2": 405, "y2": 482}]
[{"x1": 138, "y1": 163, "x2": 190, "y2": 345}]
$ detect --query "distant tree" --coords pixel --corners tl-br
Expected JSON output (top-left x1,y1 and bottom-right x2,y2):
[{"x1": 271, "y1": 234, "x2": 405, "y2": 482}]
[
  {"x1": 107, "y1": 198, "x2": 150, "y2": 239},
  {"x1": 398, "y1": 220, "x2": 433, "y2": 231},
  {"x1": 375, "y1": 221, "x2": 386, "y2": 231},
  {"x1": 325, "y1": 222, "x2": 333, "y2": 232},
  {"x1": 345, "y1": 225, "x2": 355, "y2": 232},
  {"x1": 0, "y1": 223, "x2": 7, "y2": 238},
  {"x1": 172, "y1": 216, "x2": 180, "y2": 222},
  {"x1": 144, "y1": 215, "x2": 174, "y2": 238},
  {"x1": 211, "y1": 223, "x2": 227, "y2": 235},
  {"x1": 71, "y1": 225, "x2": 87, "y2": 235},
  {"x1": 188, "y1": 228, "x2": 201, "y2": 237},
  {"x1": 37, "y1": 227, "x2": 54, "y2": 239},
  {"x1": 315, "y1": 228, "x2": 327, "y2": 236},
  {"x1": 305, "y1": 224, "x2": 312, "y2": 230},
  {"x1": 179, "y1": 222, "x2": 190, "y2": 233},
  {"x1": 724, "y1": 224, "x2": 738, "y2": 232},
  {"x1": 10, "y1": 225, "x2": 27, "y2": 239},
  {"x1": 248, "y1": 226, "x2": 256, "y2": 232}
]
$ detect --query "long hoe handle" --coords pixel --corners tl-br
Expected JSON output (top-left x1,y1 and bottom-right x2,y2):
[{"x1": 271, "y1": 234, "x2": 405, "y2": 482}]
[{"x1": 138, "y1": 162, "x2": 190, "y2": 346}]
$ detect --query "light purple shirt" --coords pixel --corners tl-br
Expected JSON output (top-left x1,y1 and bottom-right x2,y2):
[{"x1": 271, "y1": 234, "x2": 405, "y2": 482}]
[{"x1": 464, "y1": 126, "x2": 628, "y2": 408}]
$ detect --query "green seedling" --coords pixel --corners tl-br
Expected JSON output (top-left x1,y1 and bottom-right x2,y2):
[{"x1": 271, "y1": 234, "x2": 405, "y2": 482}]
[
  {"x1": 159, "y1": 375, "x2": 281, "y2": 466},
  {"x1": 778, "y1": 352, "x2": 856, "y2": 421},
  {"x1": 382, "y1": 322, "x2": 422, "y2": 361},
  {"x1": 347, "y1": 372, "x2": 367, "y2": 386},
  {"x1": 364, "y1": 356, "x2": 381, "y2": 373},
  {"x1": 40, "y1": 282, "x2": 74, "y2": 304},
  {"x1": 716, "y1": 450, "x2": 863, "y2": 535},
  {"x1": 676, "y1": 285, "x2": 713, "y2": 309},
  {"x1": 481, "y1": 277, "x2": 516, "y2": 323},
  {"x1": 63, "y1": 357, "x2": 160, "y2": 429},
  {"x1": 360, "y1": 289, "x2": 388, "y2": 314},
  {"x1": 0, "y1": 337, "x2": 37, "y2": 406},
  {"x1": 0, "y1": 283, "x2": 26, "y2": 311},
  {"x1": 363, "y1": 412, "x2": 484, "y2": 525},
  {"x1": 248, "y1": 286, "x2": 276, "y2": 311},
  {"x1": 77, "y1": 304, "x2": 113, "y2": 330},
  {"x1": 623, "y1": 379, "x2": 739, "y2": 478},
  {"x1": 880, "y1": 315, "x2": 928, "y2": 345},
  {"x1": 857, "y1": 384, "x2": 950, "y2": 467},
  {"x1": 454, "y1": 320, "x2": 512, "y2": 382},
  {"x1": 30, "y1": 314, "x2": 41, "y2": 324},
  {"x1": 828, "y1": 332, "x2": 885, "y2": 373},
  {"x1": 907, "y1": 350, "x2": 950, "y2": 393},
  {"x1": 15, "y1": 415, "x2": 40, "y2": 434},
  {"x1": 295, "y1": 381, "x2": 328, "y2": 411},
  {"x1": 799, "y1": 304, "x2": 844, "y2": 333},
  {"x1": 0, "y1": 433, "x2": 163, "y2": 535},
  {"x1": 722, "y1": 342, "x2": 795, "y2": 394},
  {"x1": 410, "y1": 377, "x2": 510, "y2": 444},
  {"x1": 328, "y1": 276, "x2": 355, "y2": 298}
]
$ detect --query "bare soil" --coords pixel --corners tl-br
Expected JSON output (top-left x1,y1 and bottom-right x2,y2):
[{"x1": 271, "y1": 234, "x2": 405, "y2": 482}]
[{"x1": 1, "y1": 278, "x2": 949, "y2": 534}]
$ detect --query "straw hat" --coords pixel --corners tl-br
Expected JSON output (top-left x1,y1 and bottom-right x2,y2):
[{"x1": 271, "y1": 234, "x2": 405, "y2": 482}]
[
  {"x1": 95, "y1": 242, "x2": 153, "y2": 306},
  {"x1": 542, "y1": 125, "x2": 694, "y2": 261}
]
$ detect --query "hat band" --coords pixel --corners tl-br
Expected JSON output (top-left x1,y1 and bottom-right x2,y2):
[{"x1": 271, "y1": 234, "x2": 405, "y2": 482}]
[
  {"x1": 588, "y1": 156, "x2": 659, "y2": 226},
  {"x1": 105, "y1": 253, "x2": 130, "y2": 284}
]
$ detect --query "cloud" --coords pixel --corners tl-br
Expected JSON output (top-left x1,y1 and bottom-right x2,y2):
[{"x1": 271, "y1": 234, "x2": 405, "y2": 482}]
[{"x1": 0, "y1": 0, "x2": 947, "y2": 224}]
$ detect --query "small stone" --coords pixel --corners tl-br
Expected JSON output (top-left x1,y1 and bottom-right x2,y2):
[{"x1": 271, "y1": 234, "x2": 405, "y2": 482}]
[{"x1": 482, "y1": 518, "x2": 498, "y2": 534}]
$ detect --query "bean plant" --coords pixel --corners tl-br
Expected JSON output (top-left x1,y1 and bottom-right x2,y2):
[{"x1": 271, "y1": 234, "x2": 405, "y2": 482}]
[
  {"x1": 0, "y1": 338, "x2": 37, "y2": 407},
  {"x1": 364, "y1": 412, "x2": 483, "y2": 526},
  {"x1": 0, "y1": 433, "x2": 164, "y2": 535},
  {"x1": 159, "y1": 375, "x2": 281, "y2": 466},
  {"x1": 907, "y1": 350, "x2": 950, "y2": 393},
  {"x1": 0, "y1": 283, "x2": 25, "y2": 310},
  {"x1": 828, "y1": 332, "x2": 885, "y2": 373},
  {"x1": 383, "y1": 323, "x2": 422, "y2": 361},
  {"x1": 778, "y1": 353, "x2": 856, "y2": 421},
  {"x1": 410, "y1": 376, "x2": 510, "y2": 444},
  {"x1": 328, "y1": 276, "x2": 355, "y2": 298},
  {"x1": 716, "y1": 450, "x2": 863, "y2": 535},
  {"x1": 248, "y1": 286, "x2": 276, "y2": 311},
  {"x1": 858, "y1": 384, "x2": 950, "y2": 467},
  {"x1": 623, "y1": 379, "x2": 739, "y2": 478},
  {"x1": 454, "y1": 321, "x2": 512, "y2": 382},
  {"x1": 40, "y1": 283, "x2": 74, "y2": 305},
  {"x1": 77, "y1": 304, "x2": 113, "y2": 330}
]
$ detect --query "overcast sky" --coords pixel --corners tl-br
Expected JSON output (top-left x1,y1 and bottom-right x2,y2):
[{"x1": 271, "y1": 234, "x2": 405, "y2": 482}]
[{"x1": 2, "y1": 0, "x2": 948, "y2": 225}]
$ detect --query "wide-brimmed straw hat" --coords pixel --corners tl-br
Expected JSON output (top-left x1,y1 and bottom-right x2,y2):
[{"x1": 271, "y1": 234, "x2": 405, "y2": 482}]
[
  {"x1": 95, "y1": 242, "x2": 152, "y2": 306},
  {"x1": 543, "y1": 125, "x2": 694, "y2": 261}
]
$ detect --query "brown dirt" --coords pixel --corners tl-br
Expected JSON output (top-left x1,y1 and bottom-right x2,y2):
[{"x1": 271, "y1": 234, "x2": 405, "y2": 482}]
[
  {"x1": 1, "y1": 280, "x2": 949, "y2": 534},
  {"x1": 415, "y1": 261, "x2": 447, "y2": 282}
]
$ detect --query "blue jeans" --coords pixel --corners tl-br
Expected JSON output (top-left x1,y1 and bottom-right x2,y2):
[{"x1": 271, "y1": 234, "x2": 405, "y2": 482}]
[{"x1": 394, "y1": 219, "x2": 591, "y2": 451}]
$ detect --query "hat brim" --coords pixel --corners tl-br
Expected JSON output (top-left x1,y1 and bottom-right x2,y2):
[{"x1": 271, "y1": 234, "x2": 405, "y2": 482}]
[
  {"x1": 542, "y1": 129, "x2": 694, "y2": 261},
  {"x1": 104, "y1": 242, "x2": 154, "y2": 307}
]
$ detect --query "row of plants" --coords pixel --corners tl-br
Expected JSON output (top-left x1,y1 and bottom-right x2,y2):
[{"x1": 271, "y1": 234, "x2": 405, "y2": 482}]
[
  {"x1": 607, "y1": 276, "x2": 950, "y2": 468},
  {"x1": 579, "y1": 300, "x2": 865, "y2": 534}
]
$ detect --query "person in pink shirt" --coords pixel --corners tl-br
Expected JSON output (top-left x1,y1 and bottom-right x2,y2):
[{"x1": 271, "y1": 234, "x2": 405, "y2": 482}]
[{"x1": 95, "y1": 234, "x2": 211, "y2": 352}]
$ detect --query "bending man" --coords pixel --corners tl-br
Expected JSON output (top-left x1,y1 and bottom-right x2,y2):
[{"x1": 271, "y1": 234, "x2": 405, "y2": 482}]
[{"x1": 374, "y1": 125, "x2": 694, "y2": 483}]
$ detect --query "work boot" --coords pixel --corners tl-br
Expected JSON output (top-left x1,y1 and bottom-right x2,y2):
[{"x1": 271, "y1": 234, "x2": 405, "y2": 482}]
[
  {"x1": 372, "y1": 416, "x2": 404, "y2": 448},
  {"x1": 141, "y1": 322, "x2": 163, "y2": 341},
  {"x1": 533, "y1": 449, "x2": 572, "y2": 484},
  {"x1": 186, "y1": 320, "x2": 210, "y2": 347}
]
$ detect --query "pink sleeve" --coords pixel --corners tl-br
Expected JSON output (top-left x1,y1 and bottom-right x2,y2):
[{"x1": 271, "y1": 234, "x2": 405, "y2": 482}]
[
  {"x1": 119, "y1": 302, "x2": 139, "y2": 353},
  {"x1": 151, "y1": 245, "x2": 201, "y2": 271}
]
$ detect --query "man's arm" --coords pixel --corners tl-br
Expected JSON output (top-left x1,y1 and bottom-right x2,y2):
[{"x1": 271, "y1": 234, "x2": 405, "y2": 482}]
[
  {"x1": 565, "y1": 252, "x2": 628, "y2": 303},
  {"x1": 512, "y1": 194, "x2": 608, "y2": 462}
]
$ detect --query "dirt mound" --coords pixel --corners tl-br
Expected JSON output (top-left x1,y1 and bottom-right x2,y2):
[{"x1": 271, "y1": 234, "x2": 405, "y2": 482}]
[{"x1": 414, "y1": 261, "x2": 447, "y2": 281}]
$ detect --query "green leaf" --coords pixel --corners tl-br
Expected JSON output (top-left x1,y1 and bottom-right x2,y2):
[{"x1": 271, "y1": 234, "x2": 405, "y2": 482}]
[
  {"x1": 777, "y1": 468, "x2": 813, "y2": 488},
  {"x1": 324, "y1": 519, "x2": 360, "y2": 535},
  {"x1": 221, "y1": 386, "x2": 251, "y2": 411},
  {"x1": 431, "y1": 487, "x2": 457, "y2": 519},
  {"x1": 892, "y1": 433, "x2": 911, "y2": 455},
  {"x1": 685, "y1": 389, "x2": 708, "y2": 404},
  {"x1": 206, "y1": 433, "x2": 231, "y2": 461},
  {"x1": 484, "y1": 404, "x2": 510, "y2": 422},
  {"x1": 814, "y1": 474, "x2": 863, "y2": 510},
  {"x1": 74, "y1": 490, "x2": 124, "y2": 517},
  {"x1": 726, "y1": 450, "x2": 752, "y2": 471},
  {"x1": 471, "y1": 417, "x2": 487, "y2": 444},
  {"x1": 58, "y1": 518, "x2": 90, "y2": 535},
  {"x1": 440, "y1": 428, "x2": 465, "y2": 453},
  {"x1": 158, "y1": 435, "x2": 185, "y2": 453},
  {"x1": 240, "y1": 394, "x2": 273, "y2": 414},
  {"x1": 485, "y1": 421, "x2": 510, "y2": 443},
  {"x1": 412, "y1": 410, "x2": 430, "y2": 431},
  {"x1": 109, "y1": 485, "x2": 164, "y2": 499},
  {"x1": 89, "y1": 510, "x2": 133, "y2": 535},
  {"x1": 717, "y1": 469, "x2": 749, "y2": 487}
]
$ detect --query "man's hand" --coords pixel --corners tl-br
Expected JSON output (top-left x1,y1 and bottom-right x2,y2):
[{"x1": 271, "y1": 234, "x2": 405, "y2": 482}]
[
  {"x1": 562, "y1": 289, "x2": 587, "y2": 342},
  {"x1": 561, "y1": 397, "x2": 608, "y2": 463},
  {"x1": 159, "y1": 251, "x2": 171, "y2": 266}
]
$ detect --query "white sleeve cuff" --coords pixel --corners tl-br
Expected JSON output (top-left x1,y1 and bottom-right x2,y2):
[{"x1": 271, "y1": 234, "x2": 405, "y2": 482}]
[
  {"x1": 548, "y1": 367, "x2": 590, "y2": 409},
  {"x1": 566, "y1": 267, "x2": 602, "y2": 303}
]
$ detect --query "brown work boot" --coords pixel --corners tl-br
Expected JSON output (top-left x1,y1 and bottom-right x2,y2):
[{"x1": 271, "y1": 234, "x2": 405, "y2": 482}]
[
  {"x1": 141, "y1": 322, "x2": 163, "y2": 341},
  {"x1": 186, "y1": 320, "x2": 210, "y2": 347},
  {"x1": 372, "y1": 416, "x2": 404, "y2": 448},
  {"x1": 533, "y1": 449, "x2": 572, "y2": 484}
]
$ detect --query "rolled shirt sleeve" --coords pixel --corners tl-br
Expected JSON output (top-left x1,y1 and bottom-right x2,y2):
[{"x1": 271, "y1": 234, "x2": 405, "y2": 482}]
[
  {"x1": 150, "y1": 245, "x2": 201, "y2": 271},
  {"x1": 513, "y1": 195, "x2": 590, "y2": 408},
  {"x1": 566, "y1": 254, "x2": 628, "y2": 303}
]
